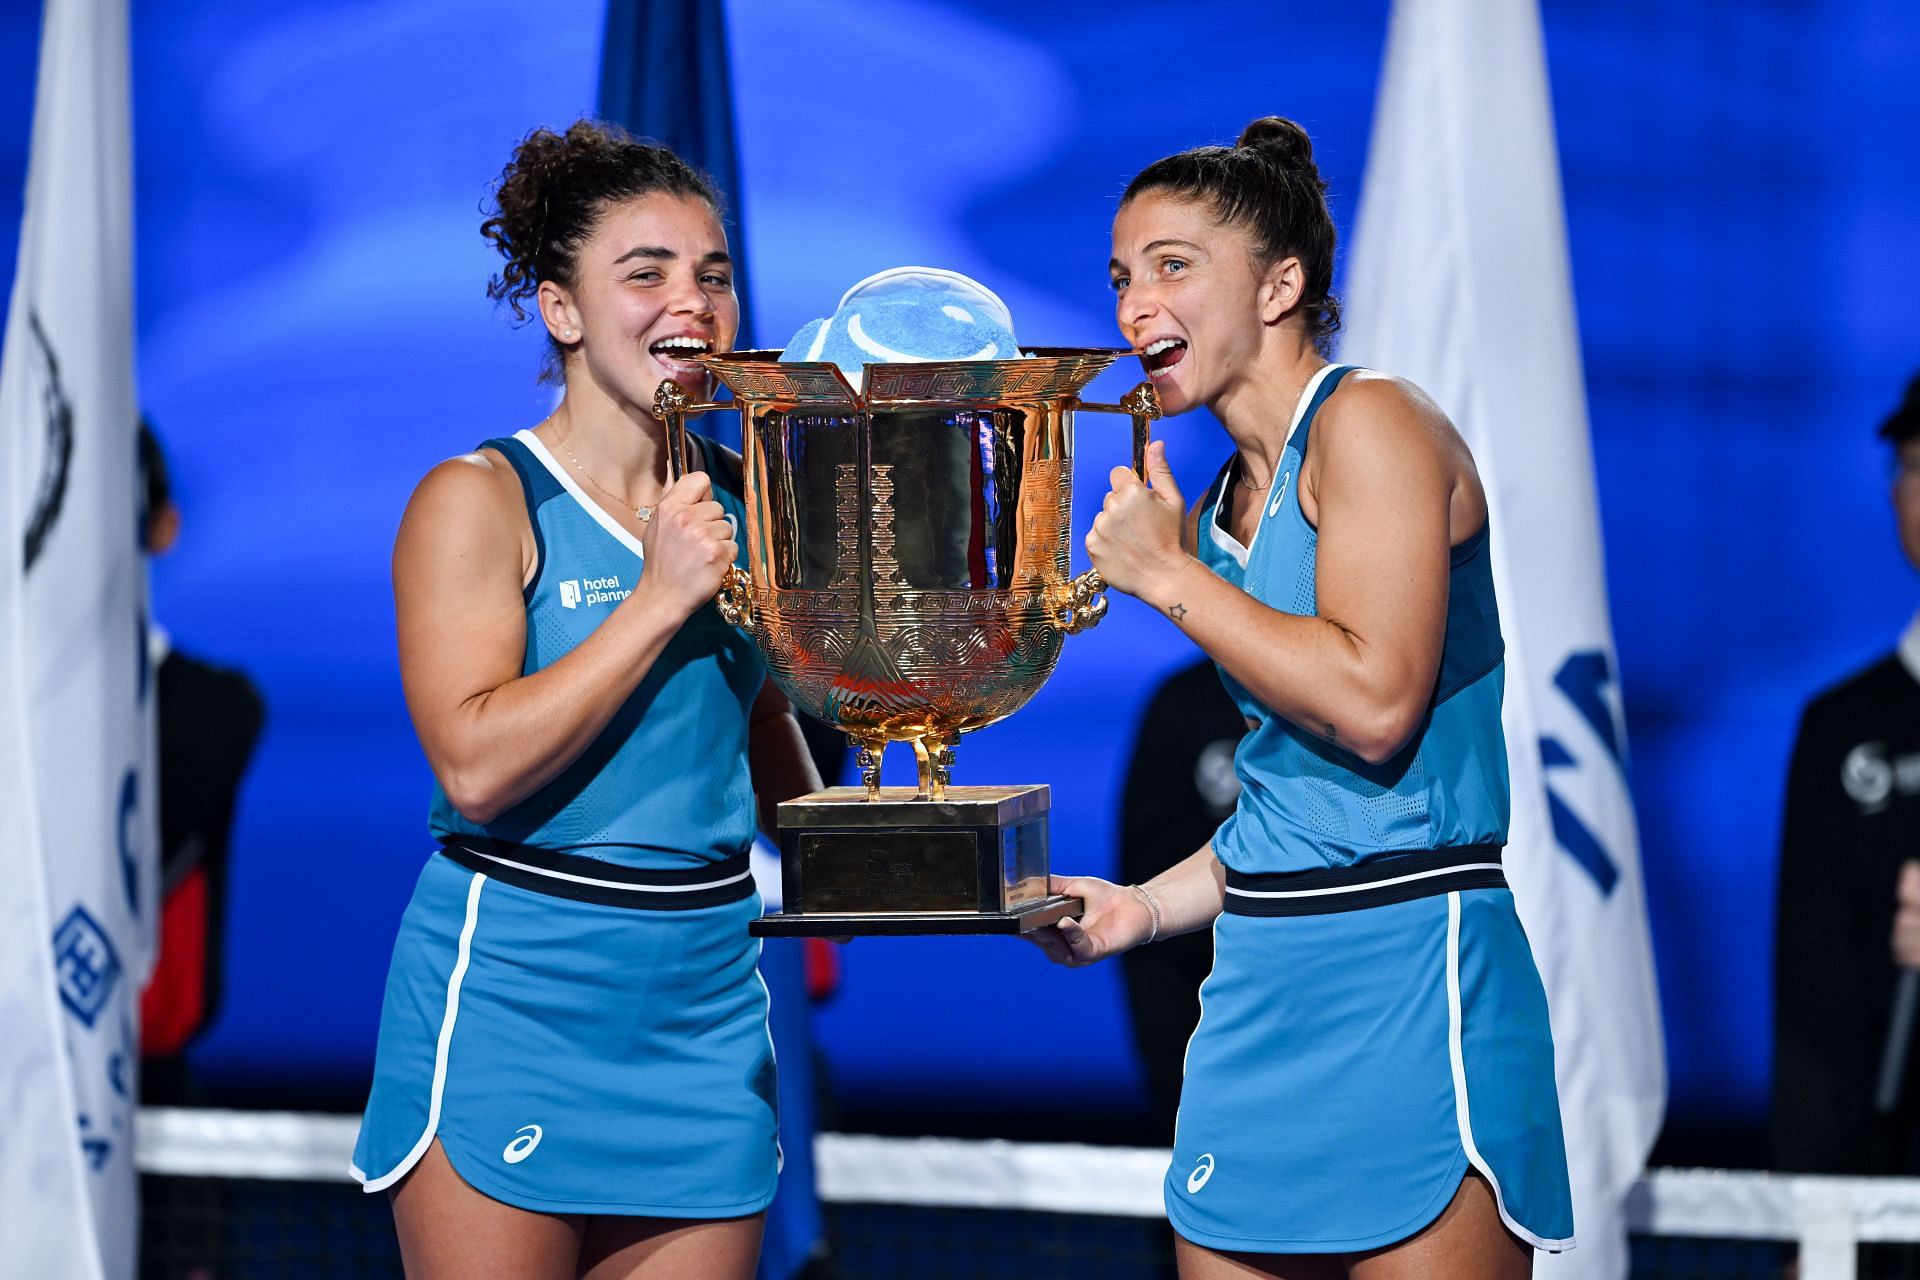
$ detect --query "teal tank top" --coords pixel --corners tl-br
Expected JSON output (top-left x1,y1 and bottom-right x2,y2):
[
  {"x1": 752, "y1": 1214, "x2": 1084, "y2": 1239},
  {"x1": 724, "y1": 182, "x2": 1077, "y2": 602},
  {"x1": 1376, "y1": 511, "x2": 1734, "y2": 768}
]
[
  {"x1": 428, "y1": 429, "x2": 765, "y2": 870},
  {"x1": 1196, "y1": 365, "x2": 1511, "y2": 873}
]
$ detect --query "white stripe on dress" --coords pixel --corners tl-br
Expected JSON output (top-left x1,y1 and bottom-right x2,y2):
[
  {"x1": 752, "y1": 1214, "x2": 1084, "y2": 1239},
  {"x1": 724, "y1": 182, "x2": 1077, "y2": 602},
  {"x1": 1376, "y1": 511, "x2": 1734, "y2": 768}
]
[
  {"x1": 513, "y1": 429, "x2": 648, "y2": 560},
  {"x1": 352, "y1": 872, "x2": 487, "y2": 1193},
  {"x1": 1226, "y1": 862, "x2": 1504, "y2": 900},
  {"x1": 462, "y1": 847, "x2": 751, "y2": 895},
  {"x1": 1445, "y1": 890, "x2": 1577, "y2": 1252}
]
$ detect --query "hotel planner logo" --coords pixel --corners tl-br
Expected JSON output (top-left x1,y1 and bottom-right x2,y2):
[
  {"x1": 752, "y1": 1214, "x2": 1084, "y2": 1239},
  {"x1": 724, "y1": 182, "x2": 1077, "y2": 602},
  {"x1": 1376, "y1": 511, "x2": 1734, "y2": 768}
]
[{"x1": 558, "y1": 575, "x2": 632, "y2": 610}]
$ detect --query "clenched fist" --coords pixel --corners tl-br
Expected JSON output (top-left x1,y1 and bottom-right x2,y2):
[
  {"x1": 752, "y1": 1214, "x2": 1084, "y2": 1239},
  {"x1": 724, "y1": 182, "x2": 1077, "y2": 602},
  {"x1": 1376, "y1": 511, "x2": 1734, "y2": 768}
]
[
  {"x1": 1085, "y1": 439, "x2": 1188, "y2": 599},
  {"x1": 639, "y1": 471, "x2": 738, "y2": 620}
]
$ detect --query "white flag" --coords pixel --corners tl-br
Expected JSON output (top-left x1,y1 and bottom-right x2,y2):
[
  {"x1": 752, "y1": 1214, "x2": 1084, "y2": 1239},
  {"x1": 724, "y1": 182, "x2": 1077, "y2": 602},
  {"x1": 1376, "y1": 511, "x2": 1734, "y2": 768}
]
[
  {"x1": 0, "y1": 0, "x2": 151, "y2": 1274},
  {"x1": 1341, "y1": 0, "x2": 1666, "y2": 1275}
]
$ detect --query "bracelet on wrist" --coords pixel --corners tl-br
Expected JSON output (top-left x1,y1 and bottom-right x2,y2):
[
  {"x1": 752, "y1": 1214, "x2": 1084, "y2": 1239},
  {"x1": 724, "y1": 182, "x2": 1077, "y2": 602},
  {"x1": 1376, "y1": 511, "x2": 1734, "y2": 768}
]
[{"x1": 1130, "y1": 882, "x2": 1163, "y2": 945}]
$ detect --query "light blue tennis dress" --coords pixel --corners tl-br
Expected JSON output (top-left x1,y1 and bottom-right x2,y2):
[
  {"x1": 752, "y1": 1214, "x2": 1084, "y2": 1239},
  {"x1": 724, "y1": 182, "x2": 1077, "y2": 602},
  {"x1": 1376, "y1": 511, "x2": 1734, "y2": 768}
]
[
  {"x1": 1166, "y1": 365, "x2": 1576, "y2": 1254},
  {"x1": 351, "y1": 429, "x2": 780, "y2": 1217}
]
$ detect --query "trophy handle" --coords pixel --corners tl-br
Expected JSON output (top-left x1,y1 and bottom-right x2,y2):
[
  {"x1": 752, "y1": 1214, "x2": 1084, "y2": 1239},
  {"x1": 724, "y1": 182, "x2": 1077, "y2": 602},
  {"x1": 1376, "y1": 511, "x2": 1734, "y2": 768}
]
[
  {"x1": 715, "y1": 566, "x2": 755, "y2": 629},
  {"x1": 1056, "y1": 381, "x2": 1163, "y2": 634},
  {"x1": 652, "y1": 378, "x2": 755, "y2": 629}
]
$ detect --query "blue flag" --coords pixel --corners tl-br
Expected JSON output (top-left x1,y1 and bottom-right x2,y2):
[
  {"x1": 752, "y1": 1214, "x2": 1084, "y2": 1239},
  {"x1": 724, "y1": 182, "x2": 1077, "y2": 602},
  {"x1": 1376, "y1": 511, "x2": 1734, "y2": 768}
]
[
  {"x1": 597, "y1": 9, "x2": 823, "y2": 1278},
  {"x1": 597, "y1": 0, "x2": 755, "y2": 348}
]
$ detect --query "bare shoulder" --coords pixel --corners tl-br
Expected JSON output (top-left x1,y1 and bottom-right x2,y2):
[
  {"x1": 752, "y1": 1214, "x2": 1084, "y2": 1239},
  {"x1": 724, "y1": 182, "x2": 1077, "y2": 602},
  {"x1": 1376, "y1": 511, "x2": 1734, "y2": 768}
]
[
  {"x1": 395, "y1": 448, "x2": 531, "y2": 574},
  {"x1": 405, "y1": 448, "x2": 524, "y2": 523},
  {"x1": 1317, "y1": 370, "x2": 1456, "y2": 449},
  {"x1": 1313, "y1": 371, "x2": 1486, "y2": 534},
  {"x1": 1313, "y1": 371, "x2": 1479, "y2": 477}
]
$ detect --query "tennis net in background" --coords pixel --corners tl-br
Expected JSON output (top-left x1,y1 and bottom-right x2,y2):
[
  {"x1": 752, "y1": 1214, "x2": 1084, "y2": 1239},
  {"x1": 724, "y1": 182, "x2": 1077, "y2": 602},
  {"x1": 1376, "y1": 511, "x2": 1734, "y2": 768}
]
[{"x1": 136, "y1": 1109, "x2": 1920, "y2": 1280}]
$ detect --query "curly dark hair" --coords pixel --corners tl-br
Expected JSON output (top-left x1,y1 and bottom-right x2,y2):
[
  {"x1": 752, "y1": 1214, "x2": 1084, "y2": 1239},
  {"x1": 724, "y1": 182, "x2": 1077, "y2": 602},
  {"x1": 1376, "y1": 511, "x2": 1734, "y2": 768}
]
[
  {"x1": 1122, "y1": 116, "x2": 1341, "y2": 356},
  {"x1": 481, "y1": 120, "x2": 725, "y2": 379}
]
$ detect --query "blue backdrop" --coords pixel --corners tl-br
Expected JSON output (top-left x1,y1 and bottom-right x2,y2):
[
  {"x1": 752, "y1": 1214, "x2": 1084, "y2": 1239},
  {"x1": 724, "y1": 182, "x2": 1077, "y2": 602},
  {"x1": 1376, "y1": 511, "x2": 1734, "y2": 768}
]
[{"x1": 2, "y1": 0, "x2": 1916, "y2": 1135}]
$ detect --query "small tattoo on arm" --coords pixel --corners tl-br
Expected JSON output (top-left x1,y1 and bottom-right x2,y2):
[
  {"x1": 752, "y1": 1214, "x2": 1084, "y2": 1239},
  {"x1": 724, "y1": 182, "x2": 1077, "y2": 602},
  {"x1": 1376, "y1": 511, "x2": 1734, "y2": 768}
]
[
  {"x1": 1323, "y1": 723, "x2": 1338, "y2": 741},
  {"x1": 1168, "y1": 602, "x2": 1189, "y2": 622}
]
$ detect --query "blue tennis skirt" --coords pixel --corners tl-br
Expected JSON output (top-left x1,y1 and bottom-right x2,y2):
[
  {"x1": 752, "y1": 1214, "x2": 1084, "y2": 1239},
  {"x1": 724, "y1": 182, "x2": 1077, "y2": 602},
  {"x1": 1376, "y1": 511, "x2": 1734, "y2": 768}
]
[
  {"x1": 1166, "y1": 886, "x2": 1575, "y2": 1254},
  {"x1": 350, "y1": 852, "x2": 780, "y2": 1217}
]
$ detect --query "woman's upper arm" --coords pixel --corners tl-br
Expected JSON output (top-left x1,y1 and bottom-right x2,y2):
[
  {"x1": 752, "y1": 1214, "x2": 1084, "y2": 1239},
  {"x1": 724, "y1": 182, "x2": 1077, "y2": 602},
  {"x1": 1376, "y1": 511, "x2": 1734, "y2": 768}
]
[
  {"x1": 1306, "y1": 378, "x2": 1456, "y2": 739},
  {"x1": 391, "y1": 453, "x2": 531, "y2": 772}
]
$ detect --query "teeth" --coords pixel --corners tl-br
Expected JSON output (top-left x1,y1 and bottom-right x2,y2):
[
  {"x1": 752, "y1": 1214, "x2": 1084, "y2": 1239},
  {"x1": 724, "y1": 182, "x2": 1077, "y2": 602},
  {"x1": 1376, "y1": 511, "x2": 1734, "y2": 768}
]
[
  {"x1": 653, "y1": 337, "x2": 710, "y2": 353},
  {"x1": 1143, "y1": 338, "x2": 1184, "y2": 356}
]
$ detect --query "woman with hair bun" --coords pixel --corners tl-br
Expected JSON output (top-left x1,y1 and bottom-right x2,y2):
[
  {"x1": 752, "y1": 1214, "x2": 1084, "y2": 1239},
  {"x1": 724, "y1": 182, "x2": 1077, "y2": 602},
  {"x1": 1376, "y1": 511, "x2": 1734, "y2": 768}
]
[
  {"x1": 350, "y1": 120, "x2": 818, "y2": 1279},
  {"x1": 1035, "y1": 117, "x2": 1576, "y2": 1276}
]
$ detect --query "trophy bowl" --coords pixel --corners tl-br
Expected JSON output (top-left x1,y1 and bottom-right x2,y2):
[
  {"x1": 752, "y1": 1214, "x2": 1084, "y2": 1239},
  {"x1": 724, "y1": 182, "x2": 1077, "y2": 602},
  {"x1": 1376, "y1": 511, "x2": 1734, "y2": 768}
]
[{"x1": 655, "y1": 350, "x2": 1158, "y2": 935}]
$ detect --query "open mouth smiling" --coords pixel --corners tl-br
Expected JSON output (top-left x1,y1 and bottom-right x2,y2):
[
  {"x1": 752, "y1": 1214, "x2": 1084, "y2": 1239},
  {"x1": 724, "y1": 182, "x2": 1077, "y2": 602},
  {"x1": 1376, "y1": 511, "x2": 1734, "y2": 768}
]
[
  {"x1": 650, "y1": 335, "x2": 713, "y2": 364},
  {"x1": 1141, "y1": 336, "x2": 1187, "y2": 377}
]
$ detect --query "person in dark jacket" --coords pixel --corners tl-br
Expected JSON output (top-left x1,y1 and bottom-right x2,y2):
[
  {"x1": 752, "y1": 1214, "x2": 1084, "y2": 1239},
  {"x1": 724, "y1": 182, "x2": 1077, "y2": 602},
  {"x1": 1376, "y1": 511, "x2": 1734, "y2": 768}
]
[
  {"x1": 1774, "y1": 374, "x2": 1920, "y2": 1172},
  {"x1": 136, "y1": 422, "x2": 267, "y2": 1105}
]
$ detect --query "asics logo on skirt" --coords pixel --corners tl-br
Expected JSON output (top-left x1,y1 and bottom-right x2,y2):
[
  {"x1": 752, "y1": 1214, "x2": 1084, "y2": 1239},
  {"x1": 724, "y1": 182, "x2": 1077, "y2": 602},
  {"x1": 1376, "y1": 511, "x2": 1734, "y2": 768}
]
[
  {"x1": 503, "y1": 1124, "x2": 544, "y2": 1164},
  {"x1": 1187, "y1": 1153, "x2": 1216, "y2": 1193}
]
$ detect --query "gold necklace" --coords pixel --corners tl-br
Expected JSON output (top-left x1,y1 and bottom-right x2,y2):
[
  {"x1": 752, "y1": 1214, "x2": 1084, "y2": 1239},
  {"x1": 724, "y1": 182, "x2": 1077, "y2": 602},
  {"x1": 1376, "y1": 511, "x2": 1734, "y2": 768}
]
[
  {"x1": 552, "y1": 424, "x2": 656, "y2": 523},
  {"x1": 1237, "y1": 458, "x2": 1273, "y2": 492}
]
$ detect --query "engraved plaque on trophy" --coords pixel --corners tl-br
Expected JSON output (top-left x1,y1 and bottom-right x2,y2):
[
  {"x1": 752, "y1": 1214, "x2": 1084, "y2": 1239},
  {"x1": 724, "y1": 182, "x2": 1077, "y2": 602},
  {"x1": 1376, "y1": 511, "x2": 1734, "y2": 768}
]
[{"x1": 655, "y1": 350, "x2": 1159, "y2": 936}]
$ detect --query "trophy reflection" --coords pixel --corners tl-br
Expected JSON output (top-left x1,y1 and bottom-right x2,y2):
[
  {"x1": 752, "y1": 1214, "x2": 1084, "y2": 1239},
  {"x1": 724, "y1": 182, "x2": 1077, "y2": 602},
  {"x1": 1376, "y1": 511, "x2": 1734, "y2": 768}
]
[{"x1": 656, "y1": 341, "x2": 1157, "y2": 937}]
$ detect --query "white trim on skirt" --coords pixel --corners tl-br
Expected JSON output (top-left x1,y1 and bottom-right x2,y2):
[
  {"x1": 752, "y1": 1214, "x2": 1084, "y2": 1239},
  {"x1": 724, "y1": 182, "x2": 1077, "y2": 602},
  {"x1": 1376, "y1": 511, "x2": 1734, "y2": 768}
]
[
  {"x1": 753, "y1": 942, "x2": 785, "y2": 1176},
  {"x1": 1445, "y1": 890, "x2": 1576, "y2": 1253},
  {"x1": 349, "y1": 871, "x2": 487, "y2": 1192}
]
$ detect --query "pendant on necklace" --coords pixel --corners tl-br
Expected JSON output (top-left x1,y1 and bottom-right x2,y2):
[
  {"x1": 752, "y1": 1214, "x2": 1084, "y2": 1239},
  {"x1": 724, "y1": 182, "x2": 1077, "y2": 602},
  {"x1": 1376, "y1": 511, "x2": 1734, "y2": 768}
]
[{"x1": 636, "y1": 506, "x2": 654, "y2": 523}]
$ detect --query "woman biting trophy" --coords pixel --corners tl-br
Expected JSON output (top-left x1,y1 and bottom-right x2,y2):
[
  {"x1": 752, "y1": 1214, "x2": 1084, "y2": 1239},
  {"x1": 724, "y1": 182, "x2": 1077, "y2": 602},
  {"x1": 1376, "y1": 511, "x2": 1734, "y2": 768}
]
[
  {"x1": 350, "y1": 120, "x2": 817, "y2": 1280},
  {"x1": 1033, "y1": 117, "x2": 1576, "y2": 1278}
]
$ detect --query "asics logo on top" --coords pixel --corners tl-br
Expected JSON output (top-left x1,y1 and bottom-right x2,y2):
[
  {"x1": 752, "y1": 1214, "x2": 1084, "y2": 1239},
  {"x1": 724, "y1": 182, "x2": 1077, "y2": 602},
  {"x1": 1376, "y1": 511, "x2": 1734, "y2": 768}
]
[
  {"x1": 1186, "y1": 1152, "x2": 1216, "y2": 1193},
  {"x1": 1268, "y1": 470, "x2": 1291, "y2": 519},
  {"x1": 503, "y1": 1124, "x2": 543, "y2": 1163},
  {"x1": 557, "y1": 575, "x2": 632, "y2": 610}
]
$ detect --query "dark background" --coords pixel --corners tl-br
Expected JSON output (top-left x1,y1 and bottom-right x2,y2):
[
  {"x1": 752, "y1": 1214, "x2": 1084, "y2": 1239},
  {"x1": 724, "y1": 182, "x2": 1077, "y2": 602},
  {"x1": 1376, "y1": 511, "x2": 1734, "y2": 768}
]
[{"x1": 1, "y1": 0, "x2": 1915, "y2": 1158}]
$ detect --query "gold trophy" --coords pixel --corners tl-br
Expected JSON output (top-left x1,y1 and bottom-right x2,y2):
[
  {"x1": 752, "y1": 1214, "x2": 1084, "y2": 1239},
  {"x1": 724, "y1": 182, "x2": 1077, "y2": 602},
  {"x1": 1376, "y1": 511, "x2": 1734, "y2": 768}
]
[{"x1": 655, "y1": 351, "x2": 1158, "y2": 936}]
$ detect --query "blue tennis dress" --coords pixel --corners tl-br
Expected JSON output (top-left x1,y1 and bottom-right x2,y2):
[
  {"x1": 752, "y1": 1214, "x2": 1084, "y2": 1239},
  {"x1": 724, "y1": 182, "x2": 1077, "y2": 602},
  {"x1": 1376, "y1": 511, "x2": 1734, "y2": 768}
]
[
  {"x1": 1166, "y1": 365, "x2": 1576, "y2": 1254},
  {"x1": 350, "y1": 429, "x2": 780, "y2": 1217}
]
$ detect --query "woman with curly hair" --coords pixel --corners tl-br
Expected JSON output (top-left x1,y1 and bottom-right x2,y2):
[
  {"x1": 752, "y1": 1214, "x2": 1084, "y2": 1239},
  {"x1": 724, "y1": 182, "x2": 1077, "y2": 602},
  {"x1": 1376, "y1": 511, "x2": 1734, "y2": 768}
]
[
  {"x1": 350, "y1": 120, "x2": 818, "y2": 1280},
  {"x1": 1035, "y1": 117, "x2": 1575, "y2": 1278}
]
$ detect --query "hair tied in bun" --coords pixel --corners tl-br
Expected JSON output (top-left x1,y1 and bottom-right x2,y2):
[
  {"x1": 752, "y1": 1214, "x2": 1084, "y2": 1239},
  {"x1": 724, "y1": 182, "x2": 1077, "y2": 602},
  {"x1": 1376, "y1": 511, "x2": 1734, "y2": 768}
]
[
  {"x1": 1236, "y1": 116, "x2": 1324, "y2": 190},
  {"x1": 1122, "y1": 116, "x2": 1342, "y2": 355}
]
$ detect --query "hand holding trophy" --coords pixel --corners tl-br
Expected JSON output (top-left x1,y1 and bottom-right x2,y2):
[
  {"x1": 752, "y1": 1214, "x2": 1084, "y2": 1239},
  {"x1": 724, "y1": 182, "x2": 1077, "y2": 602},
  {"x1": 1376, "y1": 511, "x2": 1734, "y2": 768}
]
[{"x1": 654, "y1": 267, "x2": 1158, "y2": 936}]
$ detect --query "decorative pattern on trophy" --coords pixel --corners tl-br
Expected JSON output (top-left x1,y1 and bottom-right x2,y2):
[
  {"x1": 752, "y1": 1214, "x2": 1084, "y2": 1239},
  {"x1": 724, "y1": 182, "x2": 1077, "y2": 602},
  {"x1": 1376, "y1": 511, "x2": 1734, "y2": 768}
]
[{"x1": 655, "y1": 351, "x2": 1159, "y2": 936}]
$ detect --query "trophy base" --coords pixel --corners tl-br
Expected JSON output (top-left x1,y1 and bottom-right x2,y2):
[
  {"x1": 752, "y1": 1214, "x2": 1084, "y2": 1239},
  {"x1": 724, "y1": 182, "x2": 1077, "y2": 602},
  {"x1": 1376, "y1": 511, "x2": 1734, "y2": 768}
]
[
  {"x1": 752, "y1": 784, "x2": 1071, "y2": 938},
  {"x1": 750, "y1": 894, "x2": 1081, "y2": 937}
]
